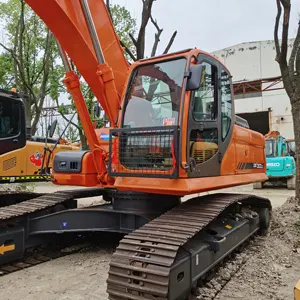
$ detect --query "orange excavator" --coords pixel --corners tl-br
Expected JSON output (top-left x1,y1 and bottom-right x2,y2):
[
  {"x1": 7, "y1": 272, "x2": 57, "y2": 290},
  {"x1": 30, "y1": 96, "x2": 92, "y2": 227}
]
[{"x1": 0, "y1": 1, "x2": 272, "y2": 299}]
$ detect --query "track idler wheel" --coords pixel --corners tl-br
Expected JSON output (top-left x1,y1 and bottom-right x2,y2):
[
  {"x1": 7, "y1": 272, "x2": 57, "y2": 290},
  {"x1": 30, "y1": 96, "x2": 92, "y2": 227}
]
[{"x1": 258, "y1": 207, "x2": 270, "y2": 235}]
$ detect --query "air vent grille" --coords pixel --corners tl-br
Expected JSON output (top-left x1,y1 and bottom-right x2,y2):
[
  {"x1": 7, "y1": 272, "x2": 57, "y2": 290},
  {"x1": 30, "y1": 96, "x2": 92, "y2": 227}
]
[
  {"x1": 3, "y1": 157, "x2": 17, "y2": 171},
  {"x1": 70, "y1": 161, "x2": 79, "y2": 170}
]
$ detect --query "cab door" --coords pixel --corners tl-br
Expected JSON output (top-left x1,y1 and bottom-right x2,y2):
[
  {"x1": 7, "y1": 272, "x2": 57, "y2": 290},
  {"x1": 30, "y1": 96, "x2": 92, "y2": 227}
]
[
  {"x1": 0, "y1": 95, "x2": 26, "y2": 155},
  {"x1": 186, "y1": 54, "x2": 234, "y2": 177}
]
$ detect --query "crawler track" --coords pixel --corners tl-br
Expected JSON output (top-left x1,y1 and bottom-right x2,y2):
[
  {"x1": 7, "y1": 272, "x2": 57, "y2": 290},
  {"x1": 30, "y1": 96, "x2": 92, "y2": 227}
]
[
  {"x1": 0, "y1": 191, "x2": 74, "y2": 221},
  {"x1": 0, "y1": 242, "x2": 91, "y2": 276},
  {"x1": 0, "y1": 191, "x2": 271, "y2": 300},
  {"x1": 0, "y1": 188, "x2": 106, "y2": 268},
  {"x1": 107, "y1": 193, "x2": 271, "y2": 300}
]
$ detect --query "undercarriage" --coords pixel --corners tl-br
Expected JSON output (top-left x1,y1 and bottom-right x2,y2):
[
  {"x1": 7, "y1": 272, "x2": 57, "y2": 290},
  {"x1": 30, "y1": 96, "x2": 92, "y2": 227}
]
[{"x1": 0, "y1": 189, "x2": 271, "y2": 300}]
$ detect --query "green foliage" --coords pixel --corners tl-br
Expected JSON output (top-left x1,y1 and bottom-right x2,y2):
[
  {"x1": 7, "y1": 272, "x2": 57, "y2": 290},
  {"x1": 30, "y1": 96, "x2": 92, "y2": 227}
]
[
  {"x1": 0, "y1": 0, "x2": 63, "y2": 133},
  {"x1": 110, "y1": 4, "x2": 137, "y2": 61},
  {"x1": 0, "y1": 53, "x2": 13, "y2": 88},
  {"x1": 64, "y1": 125, "x2": 79, "y2": 142}
]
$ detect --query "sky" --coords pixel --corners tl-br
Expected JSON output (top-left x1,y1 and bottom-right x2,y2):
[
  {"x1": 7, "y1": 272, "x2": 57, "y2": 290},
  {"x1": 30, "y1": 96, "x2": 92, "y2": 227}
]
[{"x1": 110, "y1": 0, "x2": 300, "y2": 55}]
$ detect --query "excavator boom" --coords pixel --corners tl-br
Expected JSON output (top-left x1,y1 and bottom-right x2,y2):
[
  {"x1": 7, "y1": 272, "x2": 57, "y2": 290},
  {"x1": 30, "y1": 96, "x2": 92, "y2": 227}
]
[{"x1": 25, "y1": 0, "x2": 129, "y2": 124}]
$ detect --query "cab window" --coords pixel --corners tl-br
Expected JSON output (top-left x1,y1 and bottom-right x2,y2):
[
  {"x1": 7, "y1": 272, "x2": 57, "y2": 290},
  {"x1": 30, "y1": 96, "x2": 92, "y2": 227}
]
[
  {"x1": 123, "y1": 58, "x2": 186, "y2": 128},
  {"x1": 0, "y1": 97, "x2": 21, "y2": 139},
  {"x1": 221, "y1": 69, "x2": 232, "y2": 140},
  {"x1": 192, "y1": 61, "x2": 218, "y2": 121}
]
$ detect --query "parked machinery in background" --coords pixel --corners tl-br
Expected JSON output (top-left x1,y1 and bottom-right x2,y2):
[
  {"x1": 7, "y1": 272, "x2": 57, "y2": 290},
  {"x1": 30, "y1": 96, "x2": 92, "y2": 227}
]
[
  {"x1": 0, "y1": 88, "x2": 79, "y2": 184},
  {"x1": 253, "y1": 131, "x2": 296, "y2": 189}
]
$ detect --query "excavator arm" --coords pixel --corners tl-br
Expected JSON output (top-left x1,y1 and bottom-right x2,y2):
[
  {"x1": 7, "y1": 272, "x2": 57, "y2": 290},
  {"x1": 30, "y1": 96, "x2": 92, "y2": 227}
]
[
  {"x1": 24, "y1": 0, "x2": 131, "y2": 185},
  {"x1": 265, "y1": 130, "x2": 280, "y2": 139},
  {"x1": 25, "y1": 0, "x2": 129, "y2": 124}
]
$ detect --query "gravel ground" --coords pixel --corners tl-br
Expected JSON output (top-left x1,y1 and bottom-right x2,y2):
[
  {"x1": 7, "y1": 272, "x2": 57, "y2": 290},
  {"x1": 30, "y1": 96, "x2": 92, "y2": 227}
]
[
  {"x1": 0, "y1": 182, "x2": 298, "y2": 300},
  {"x1": 193, "y1": 196, "x2": 300, "y2": 300}
]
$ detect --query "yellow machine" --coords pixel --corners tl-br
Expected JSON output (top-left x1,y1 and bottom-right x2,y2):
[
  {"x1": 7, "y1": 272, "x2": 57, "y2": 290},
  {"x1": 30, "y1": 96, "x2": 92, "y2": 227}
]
[
  {"x1": 295, "y1": 280, "x2": 300, "y2": 300},
  {"x1": 0, "y1": 88, "x2": 79, "y2": 183}
]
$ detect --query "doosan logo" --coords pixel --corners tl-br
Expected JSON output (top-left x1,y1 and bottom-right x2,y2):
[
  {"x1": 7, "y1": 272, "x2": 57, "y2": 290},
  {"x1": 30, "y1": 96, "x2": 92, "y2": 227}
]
[{"x1": 267, "y1": 162, "x2": 280, "y2": 167}]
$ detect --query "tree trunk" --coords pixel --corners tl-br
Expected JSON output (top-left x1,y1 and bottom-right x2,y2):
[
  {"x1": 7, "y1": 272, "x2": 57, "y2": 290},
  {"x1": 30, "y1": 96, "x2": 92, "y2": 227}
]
[
  {"x1": 79, "y1": 129, "x2": 88, "y2": 150},
  {"x1": 31, "y1": 103, "x2": 44, "y2": 135},
  {"x1": 291, "y1": 95, "x2": 300, "y2": 201},
  {"x1": 24, "y1": 100, "x2": 32, "y2": 129}
]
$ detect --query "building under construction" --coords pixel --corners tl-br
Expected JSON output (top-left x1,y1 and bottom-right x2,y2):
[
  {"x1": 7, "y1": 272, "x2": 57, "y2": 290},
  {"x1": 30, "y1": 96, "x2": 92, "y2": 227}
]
[{"x1": 213, "y1": 39, "x2": 295, "y2": 139}]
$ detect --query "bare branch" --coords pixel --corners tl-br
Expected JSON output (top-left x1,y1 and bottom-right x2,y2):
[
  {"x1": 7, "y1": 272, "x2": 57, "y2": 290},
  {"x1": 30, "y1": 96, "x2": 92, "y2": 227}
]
[
  {"x1": 163, "y1": 31, "x2": 177, "y2": 54},
  {"x1": 136, "y1": 0, "x2": 155, "y2": 59},
  {"x1": 274, "y1": 0, "x2": 294, "y2": 98},
  {"x1": 150, "y1": 15, "x2": 161, "y2": 33},
  {"x1": 120, "y1": 40, "x2": 136, "y2": 61},
  {"x1": 150, "y1": 15, "x2": 163, "y2": 57},
  {"x1": 129, "y1": 33, "x2": 138, "y2": 47},
  {"x1": 280, "y1": 0, "x2": 291, "y2": 64},
  {"x1": 288, "y1": 22, "x2": 300, "y2": 80},
  {"x1": 274, "y1": 0, "x2": 282, "y2": 62},
  {"x1": 0, "y1": 42, "x2": 14, "y2": 55}
]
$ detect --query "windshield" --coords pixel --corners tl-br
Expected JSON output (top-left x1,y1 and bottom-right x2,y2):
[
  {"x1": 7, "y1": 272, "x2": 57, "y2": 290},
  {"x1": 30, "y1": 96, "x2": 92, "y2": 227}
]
[
  {"x1": 122, "y1": 58, "x2": 187, "y2": 128},
  {"x1": 265, "y1": 139, "x2": 274, "y2": 157}
]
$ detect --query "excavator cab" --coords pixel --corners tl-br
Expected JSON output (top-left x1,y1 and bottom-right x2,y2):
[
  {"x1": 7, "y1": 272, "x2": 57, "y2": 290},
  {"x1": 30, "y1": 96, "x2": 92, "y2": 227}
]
[
  {"x1": 0, "y1": 89, "x2": 26, "y2": 155},
  {"x1": 108, "y1": 50, "x2": 266, "y2": 195}
]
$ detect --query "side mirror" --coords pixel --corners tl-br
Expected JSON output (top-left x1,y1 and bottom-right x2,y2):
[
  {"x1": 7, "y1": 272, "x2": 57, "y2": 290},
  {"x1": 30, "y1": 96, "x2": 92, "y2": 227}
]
[
  {"x1": 48, "y1": 120, "x2": 57, "y2": 138},
  {"x1": 186, "y1": 64, "x2": 203, "y2": 91},
  {"x1": 94, "y1": 103, "x2": 101, "y2": 118}
]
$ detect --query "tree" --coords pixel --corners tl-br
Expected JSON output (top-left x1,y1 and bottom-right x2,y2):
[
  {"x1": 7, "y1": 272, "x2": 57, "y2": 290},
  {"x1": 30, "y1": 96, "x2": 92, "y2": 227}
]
[
  {"x1": 0, "y1": 0, "x2": 63, "y2": 135},
  {"x1": 107, "y1": 0, "x2": 177, "y2": 61},
  {"x1": 0, "y1": 53, "x2": 14, "y2": 88},
  {"x1": 109, "y1": 3, "x2": 137, "y2": 61},
  {"x1": 274, "y1": 0, "x2": 300, "y2": 200}
]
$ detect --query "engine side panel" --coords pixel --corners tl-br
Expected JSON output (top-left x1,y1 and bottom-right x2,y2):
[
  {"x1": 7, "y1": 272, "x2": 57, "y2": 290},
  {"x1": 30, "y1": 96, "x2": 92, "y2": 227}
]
[{"x1": 221, "y1": 125, "x2": 266, "y2": 175}]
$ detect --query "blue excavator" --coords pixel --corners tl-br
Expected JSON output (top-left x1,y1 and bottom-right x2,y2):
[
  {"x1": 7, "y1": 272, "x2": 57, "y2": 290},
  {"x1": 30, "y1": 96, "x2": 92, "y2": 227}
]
[{"x1": 253, "y1": 131, "x2": 296, "y2": 189}]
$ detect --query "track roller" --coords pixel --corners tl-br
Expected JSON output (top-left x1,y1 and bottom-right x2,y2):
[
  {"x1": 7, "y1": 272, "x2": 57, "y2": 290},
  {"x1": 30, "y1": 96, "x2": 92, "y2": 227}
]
[
  {"x1": 287, "y1": 175, "x2": 296, "y2": 190},
  {"x1": 257, "y1": 207, "x2": 270, "y2": 235}
]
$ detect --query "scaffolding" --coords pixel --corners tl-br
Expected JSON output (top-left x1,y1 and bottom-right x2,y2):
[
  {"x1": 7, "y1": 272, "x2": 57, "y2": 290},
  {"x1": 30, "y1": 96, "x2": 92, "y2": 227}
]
[{"x1": 233, "y1": 76, "x2": 284, "y2": 96}]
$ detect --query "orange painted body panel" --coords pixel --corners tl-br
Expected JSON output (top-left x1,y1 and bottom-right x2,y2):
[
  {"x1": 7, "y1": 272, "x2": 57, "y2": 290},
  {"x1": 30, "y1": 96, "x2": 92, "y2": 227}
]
[
  {"x1": 221, "y1": 125, "x2": 266, "y2": 175},
  {"x1": 25, "y1": 0, "x2": 129, "y2": 123},
  {"x1": 114, "y1": 173, "x2": 267, "y2": 196},
  {"x1": 52, "y1": 152, "x2": 99, "y2": 186}
]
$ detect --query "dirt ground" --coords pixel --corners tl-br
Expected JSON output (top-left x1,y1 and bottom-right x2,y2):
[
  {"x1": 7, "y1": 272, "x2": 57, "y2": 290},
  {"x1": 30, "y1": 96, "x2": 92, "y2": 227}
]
[{"x1": 0, "y1": 182, "x2": 299, "y2": 300}]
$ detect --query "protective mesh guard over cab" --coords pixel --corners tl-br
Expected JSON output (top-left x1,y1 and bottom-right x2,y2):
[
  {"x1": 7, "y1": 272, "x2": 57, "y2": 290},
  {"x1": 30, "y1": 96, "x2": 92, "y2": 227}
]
[{"x1": 108, "y1": 126, "x2": 179, "y2": 178}]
